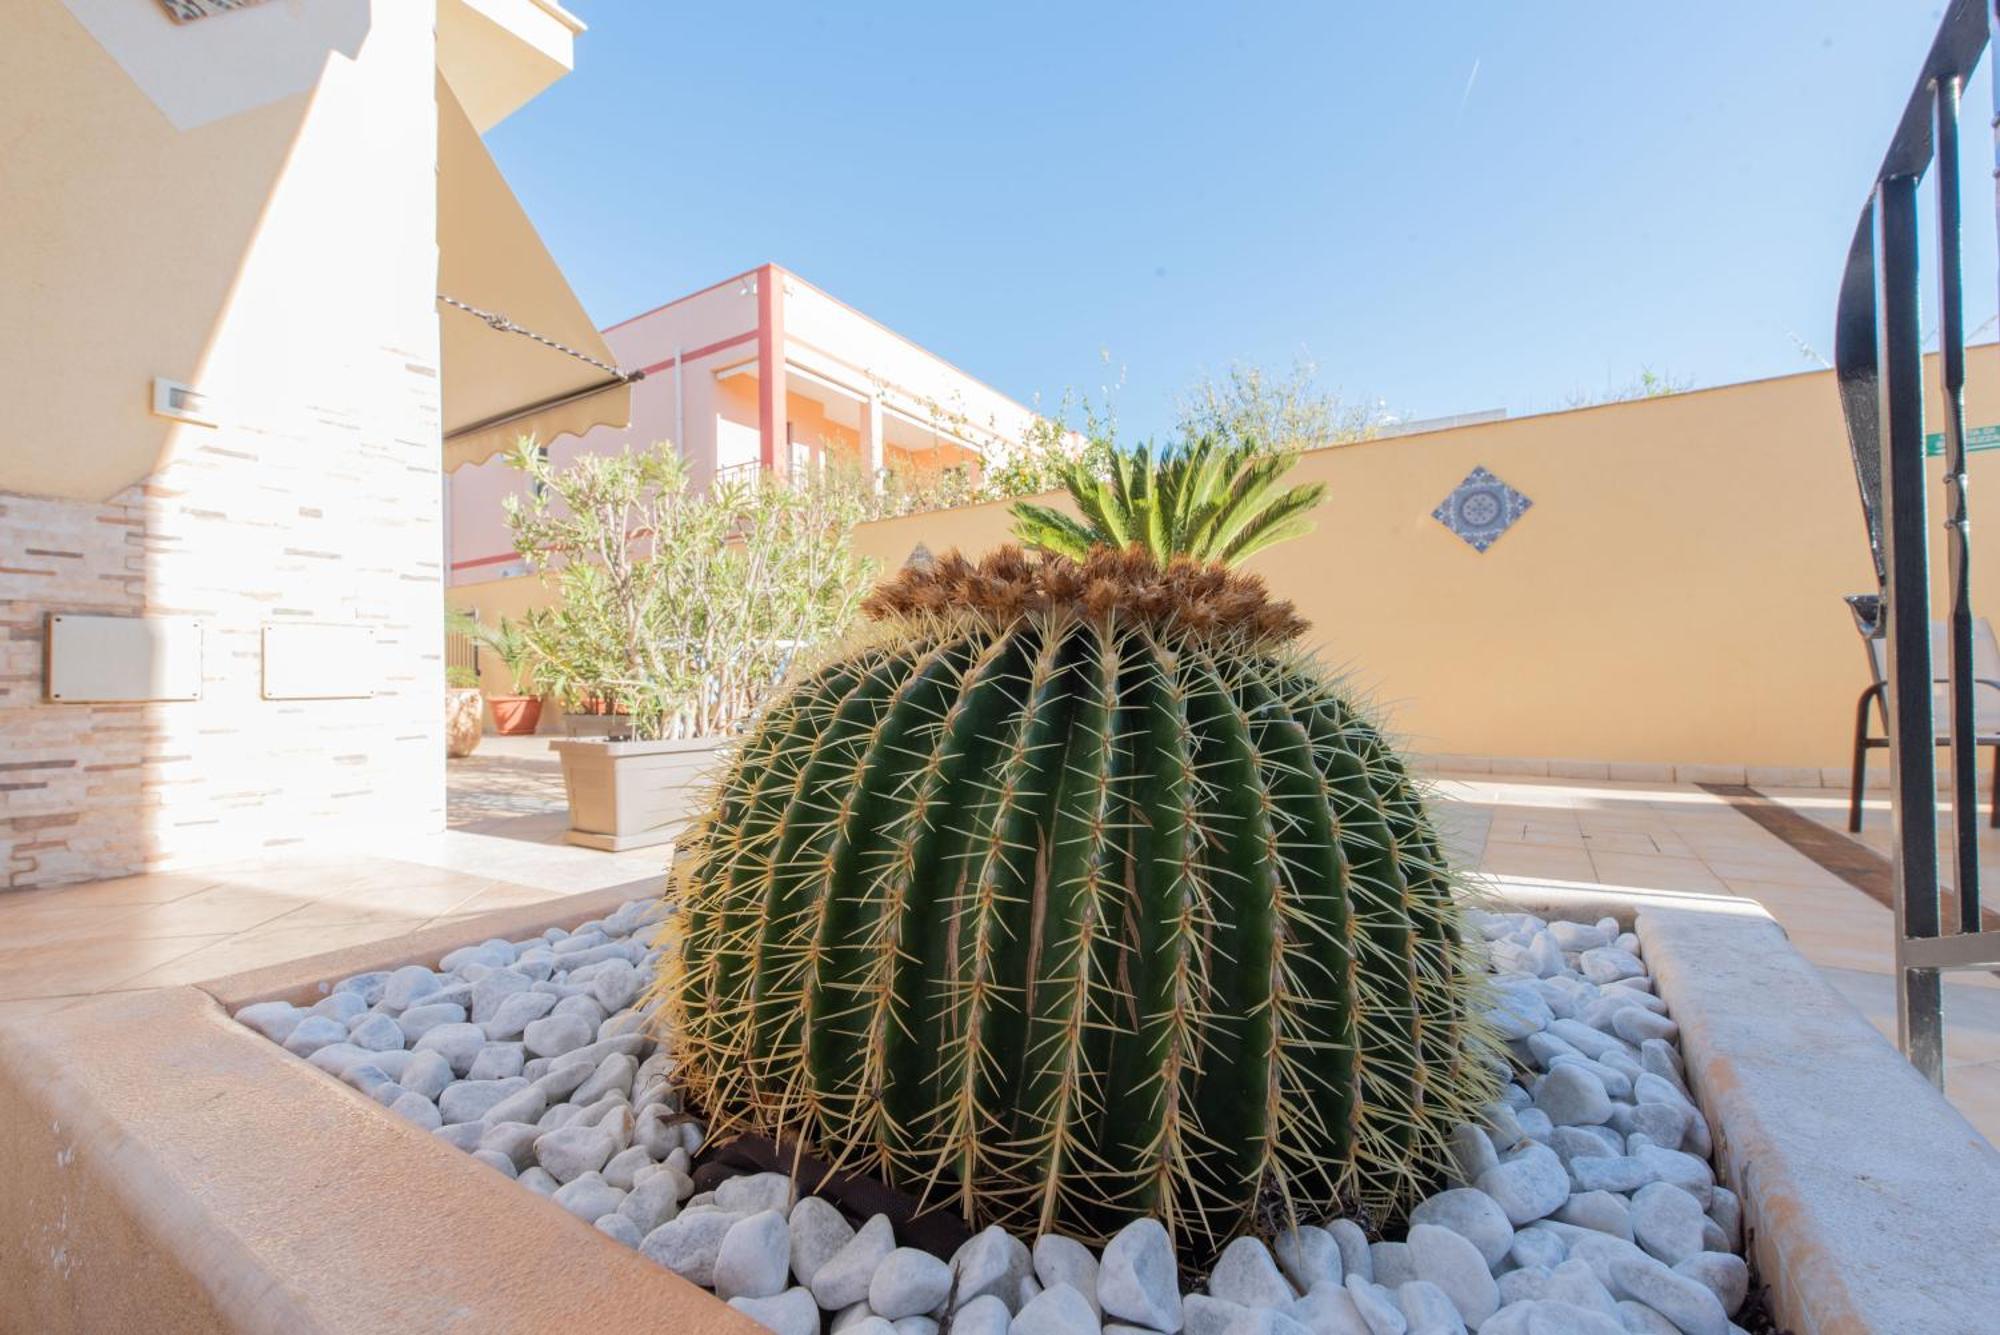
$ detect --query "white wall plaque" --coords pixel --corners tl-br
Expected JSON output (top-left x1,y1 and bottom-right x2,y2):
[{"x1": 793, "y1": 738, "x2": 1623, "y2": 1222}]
[
  {"x1": 261, "y1": 623, "x2": 377, "y2": 700},
  {"x1": 45, "y1": 614, "x2": 203, "y2": 702}
]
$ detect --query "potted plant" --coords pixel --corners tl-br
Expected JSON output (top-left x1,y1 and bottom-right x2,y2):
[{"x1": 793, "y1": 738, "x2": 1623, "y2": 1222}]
[
  {"x1": 501, "y1": 440, "x2": 873, "y2": 850},
  {"x1": 446, "y1": 611, "x2": 543, "y2": 735},
  {"x1": 444, "y1": 665, "x2": 483, "y2": 759}
]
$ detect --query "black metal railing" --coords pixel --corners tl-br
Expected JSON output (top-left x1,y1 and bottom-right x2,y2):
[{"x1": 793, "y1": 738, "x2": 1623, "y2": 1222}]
[{"x1": 1833, "y1": 0, "x2": 1996, "y2": 1085}]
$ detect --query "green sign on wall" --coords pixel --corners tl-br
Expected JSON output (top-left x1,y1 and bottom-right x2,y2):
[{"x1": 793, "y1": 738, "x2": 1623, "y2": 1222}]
[{"x1": 1924, "y1": 423, "x2": 2000, "y2": 456}]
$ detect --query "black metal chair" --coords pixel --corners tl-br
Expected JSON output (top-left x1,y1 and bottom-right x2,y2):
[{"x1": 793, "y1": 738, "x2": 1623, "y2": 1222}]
[{"x1": 1849, "y1": 614, "x2": 2000, "y2": 831}]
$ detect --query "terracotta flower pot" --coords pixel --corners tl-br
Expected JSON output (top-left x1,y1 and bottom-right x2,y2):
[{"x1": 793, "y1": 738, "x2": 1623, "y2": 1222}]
[
  {"x1": 445, "y1": 687, "x2": 483, "y2": 758},
  {"x1": 488, "y1": 695, "x2": 543, "y2": 735}
]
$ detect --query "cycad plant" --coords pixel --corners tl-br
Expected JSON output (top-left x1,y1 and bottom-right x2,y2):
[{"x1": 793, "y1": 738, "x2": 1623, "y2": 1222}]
[
  {"x1": 1009, "y1": 435, "x2": 1327, "y2": 566},
  {"x1": 658, "y1": 528, "x2": 1496, "y2": 1254},
  {"x1": 446, "y1": 610, "x2": 536, "y2": 695}
]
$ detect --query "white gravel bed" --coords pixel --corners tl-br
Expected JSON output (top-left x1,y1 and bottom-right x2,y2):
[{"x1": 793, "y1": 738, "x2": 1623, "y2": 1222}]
[{"x1": 235, "y1": 901, "x2": 1752, "y2": 1335}]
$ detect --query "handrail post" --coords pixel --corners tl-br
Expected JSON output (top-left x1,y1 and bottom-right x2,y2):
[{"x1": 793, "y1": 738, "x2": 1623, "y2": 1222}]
[
  {"x1": 1876, "y1": 170, "x2": 1946, "y2": 1083},
  {"x1": 1935, "y1": 74, "x2": 1982, "y2": 936}
]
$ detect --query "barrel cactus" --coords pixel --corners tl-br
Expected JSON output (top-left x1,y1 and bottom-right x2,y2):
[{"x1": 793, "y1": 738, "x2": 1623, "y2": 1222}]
[{"x1": 658, "y1": 544, "x2": 1496, "y2": 1255}]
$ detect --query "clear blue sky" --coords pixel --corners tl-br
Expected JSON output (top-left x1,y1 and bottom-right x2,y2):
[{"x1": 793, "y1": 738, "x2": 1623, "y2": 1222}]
[{"x1": 488, "y1": 2, "x2": 1997, "y2": 441}]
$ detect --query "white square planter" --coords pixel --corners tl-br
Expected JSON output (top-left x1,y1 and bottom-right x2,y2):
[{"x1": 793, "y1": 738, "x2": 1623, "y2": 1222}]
[{"x1": 548, "y1": 736, "x2": 728, "y2": 850}]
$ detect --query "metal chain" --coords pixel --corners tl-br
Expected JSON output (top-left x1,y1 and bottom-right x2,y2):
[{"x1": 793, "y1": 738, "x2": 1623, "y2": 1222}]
[{"x1": 436, "y1": 294, "x2": 637, "y2": 381}]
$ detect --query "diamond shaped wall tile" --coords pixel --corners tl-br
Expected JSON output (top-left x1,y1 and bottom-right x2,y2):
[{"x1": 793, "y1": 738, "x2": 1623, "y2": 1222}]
[{"x1": 1432, "y1": 466, "x2": 1532, "y2": 553}]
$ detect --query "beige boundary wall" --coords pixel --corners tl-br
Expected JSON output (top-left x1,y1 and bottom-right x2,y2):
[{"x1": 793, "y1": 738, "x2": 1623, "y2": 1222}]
[
  {"x1": 850, "y1": 351, "x2": 2000, "y2": 777},
  {"x1": 448, "y1": 352, "x2": 2000, "y2": 776}
]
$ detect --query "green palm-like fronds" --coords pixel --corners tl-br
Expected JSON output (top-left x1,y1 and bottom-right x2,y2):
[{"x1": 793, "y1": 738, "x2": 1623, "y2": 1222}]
[
  {"x1": 447, "y1": 610, "x2": 537, "y2": 694},
  {"x1": 1010, "y1": 435, "x2": 1326, "y2": 566}
]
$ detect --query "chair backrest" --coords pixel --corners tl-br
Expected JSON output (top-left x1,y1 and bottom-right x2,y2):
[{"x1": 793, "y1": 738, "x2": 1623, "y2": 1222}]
[{"x1": 1865, "y1": 617, "x2": 2000, "y2": 686}]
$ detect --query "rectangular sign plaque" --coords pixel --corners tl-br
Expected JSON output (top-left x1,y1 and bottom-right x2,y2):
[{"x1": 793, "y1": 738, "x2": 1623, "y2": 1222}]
[{"x1": 1923, "y1": 423, "x2": 2000, "y2": 457}]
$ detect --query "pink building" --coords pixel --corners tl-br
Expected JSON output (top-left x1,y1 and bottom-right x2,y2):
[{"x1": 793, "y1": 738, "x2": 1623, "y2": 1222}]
[{"x1": 448, "y1": 263, "x2": 1049, "y2": 586}]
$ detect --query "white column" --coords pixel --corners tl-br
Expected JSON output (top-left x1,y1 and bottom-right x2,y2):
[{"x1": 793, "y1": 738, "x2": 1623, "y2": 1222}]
[{"x1": 860, "y1": 391, "x2": 884, "y2": 493}]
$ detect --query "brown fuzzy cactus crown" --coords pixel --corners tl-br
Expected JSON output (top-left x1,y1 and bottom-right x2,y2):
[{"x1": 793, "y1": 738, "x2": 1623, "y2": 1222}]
[{"x1": 860, "y1": 544, "x2": 1308, "y2": 644}]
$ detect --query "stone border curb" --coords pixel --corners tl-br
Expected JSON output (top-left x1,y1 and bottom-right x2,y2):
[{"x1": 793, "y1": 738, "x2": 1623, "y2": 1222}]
[
  {"x1": 0, "y1": 883, "x2": 759, "y2": 1335},
  {"x1": 8, "y1": 873, "x2": 1998, "y2": 1332},
  {"x1": 197, "y1": 879, "x2": 654, "y2": 1012}
]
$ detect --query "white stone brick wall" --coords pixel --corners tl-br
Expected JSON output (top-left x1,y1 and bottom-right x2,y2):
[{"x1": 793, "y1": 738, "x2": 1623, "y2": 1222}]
[
  {"x1": 0, "y1": 357, "x2": 445, "y2": 890},
  {"x1": 0, "y1": 0, "x2": 447, "y2": 891}
]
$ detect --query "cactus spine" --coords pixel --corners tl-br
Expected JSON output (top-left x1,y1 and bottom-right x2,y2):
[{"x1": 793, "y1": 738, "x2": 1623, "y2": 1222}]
[{"x1": 660, "y1": 548, "x2": 1496, "y2": 1255}]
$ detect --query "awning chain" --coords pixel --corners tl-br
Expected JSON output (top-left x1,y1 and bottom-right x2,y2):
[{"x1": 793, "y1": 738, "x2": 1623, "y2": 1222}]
[{"x1": 437, "y1": 294, "x2": 642, "y2": 383}]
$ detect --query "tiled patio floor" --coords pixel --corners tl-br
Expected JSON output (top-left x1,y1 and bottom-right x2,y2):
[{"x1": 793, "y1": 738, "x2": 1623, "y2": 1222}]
[
  {"x1": 1, "y1": 749, "x2": 1992, "y2": 1144},
  {"x1": 1436, "y1": 772, "x2": 2000, "y2": 1144},
  {"x1": 0, "y1": 737, "x2": 660, "y2": 1021}
]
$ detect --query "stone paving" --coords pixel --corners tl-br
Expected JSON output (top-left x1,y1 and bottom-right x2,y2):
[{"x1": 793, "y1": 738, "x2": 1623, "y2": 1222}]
[
  {"x1": 1434, "y1": 772, "x2": 2000, "y2": 1145},
  {"x1": 0, "y1": 737, "x2": 660, "y2": 1022},
  {"x1": 445, "y1": 734, "x2": 573, "y2": 835}
]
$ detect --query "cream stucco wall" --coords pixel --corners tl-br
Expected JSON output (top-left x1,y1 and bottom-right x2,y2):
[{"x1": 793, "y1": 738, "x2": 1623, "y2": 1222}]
[
  {"x1": 0, "y1": 3, "x2": 455, "y2": 888},
  {"x1": 852, "y1": 352, "x2": 2000, "y2": 775}
]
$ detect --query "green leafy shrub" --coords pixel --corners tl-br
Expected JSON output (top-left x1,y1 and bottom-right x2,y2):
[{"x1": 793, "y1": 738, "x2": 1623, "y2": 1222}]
[
  {"x1": 502, "y1": 441, "x2": 875, "y2": 740},
  {"x1": 446, "y1": 611, "x2": 535, "y2": 694}
]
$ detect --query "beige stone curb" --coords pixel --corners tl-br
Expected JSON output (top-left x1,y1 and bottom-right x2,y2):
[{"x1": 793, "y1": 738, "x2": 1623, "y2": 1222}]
[
  {"x1": 0, "y1": 881, "x2": 759, "y2": 1335},
  {"x1": 1641, "y1": 904, "x2": 2000, "y2": 1334},
  {"x1": 1486, "y1": 874, "x2": 2000, "y2": 1335},
  {"x1": 197, "y1": 879, "x2": 657, "y2": 1012}
]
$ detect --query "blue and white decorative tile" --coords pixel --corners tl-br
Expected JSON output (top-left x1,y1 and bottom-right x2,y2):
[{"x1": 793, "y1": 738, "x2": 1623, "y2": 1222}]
[{"x1": 1432, "y1": 466, "x2": 1532, "y2": 553}]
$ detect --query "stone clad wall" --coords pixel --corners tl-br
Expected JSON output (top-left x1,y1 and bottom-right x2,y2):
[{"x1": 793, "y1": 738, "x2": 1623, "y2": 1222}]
[{"x1": 0, "y1": 364, "x2": 446, "y2": 890}]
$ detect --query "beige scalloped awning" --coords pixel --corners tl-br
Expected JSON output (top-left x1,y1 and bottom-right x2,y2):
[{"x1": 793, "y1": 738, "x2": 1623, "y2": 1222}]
[{"x1": 437, "y1": 74, "x2": 633, "y2": 471}]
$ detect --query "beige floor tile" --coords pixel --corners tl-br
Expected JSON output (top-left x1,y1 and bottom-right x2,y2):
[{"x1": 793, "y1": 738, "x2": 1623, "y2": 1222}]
[
  {"x1": 1697, "y1": 857, "x2": 1845, "y2": 890},
  {"x1": 279, "y1": 874, "x2": 498, "y2": 921},
  {"x1": 1719, "y1": 879, "x2": 1885, "y2": 927},
  {"x1": 1574, "y1": 810, "x2": 1679, "y2": 832},
  {"x1": 1586, "y1": 851, "x2": 1727, "y2": 893},
  {"x1": 0, "y1": 870, "x2": 227, "y2": 910},
  {"x1": 439, "y1": 881, "x2": 572, "y2": 919},
  {"x1": 1479, "y1": 843, "x2": 1597, "y2": 882},
  {"x1": 1505, "y1": 827, "x2": 1589, "y2": 849},
  {"x1": 0, "y1": 933, "x2": 235, "y2": 1001},
  {"x1": 271, "y1": 897, "x2": 454, "y2": 933},
  {"x1": 1944, "y1": 1026, "x2": 2000, "y2": 1069},
  {"x1": 115, "y1": 884, "x2": 322, "y2": 938},
  {"x1": 0, "y1": 899, "x2": 155, "y2": 949},
  {"x1": 1778, "y1": 927, "x2": 1908, "y2": 978},
  {"x1": 1937, "y1": 1060, "x2": 2000, "y2": 1145},
  {"x1": 1576, "y1": 831, "x2": 1680, "y2": 856},
  {"x1": 1674, "y1": 835, "x2": 1801, "y2": 861},
  {"x1": 120, "y1": 920, "x2": 424, "y2": 990}
]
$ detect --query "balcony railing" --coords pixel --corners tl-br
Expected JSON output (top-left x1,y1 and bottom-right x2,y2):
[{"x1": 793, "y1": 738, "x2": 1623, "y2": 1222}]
[
  {"x1": 1833, "y1": 0, "x2": 1997, "y2": 1085},
  {"x1": 445, "y1": 624, "x2": 481, "y2": 681}
]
